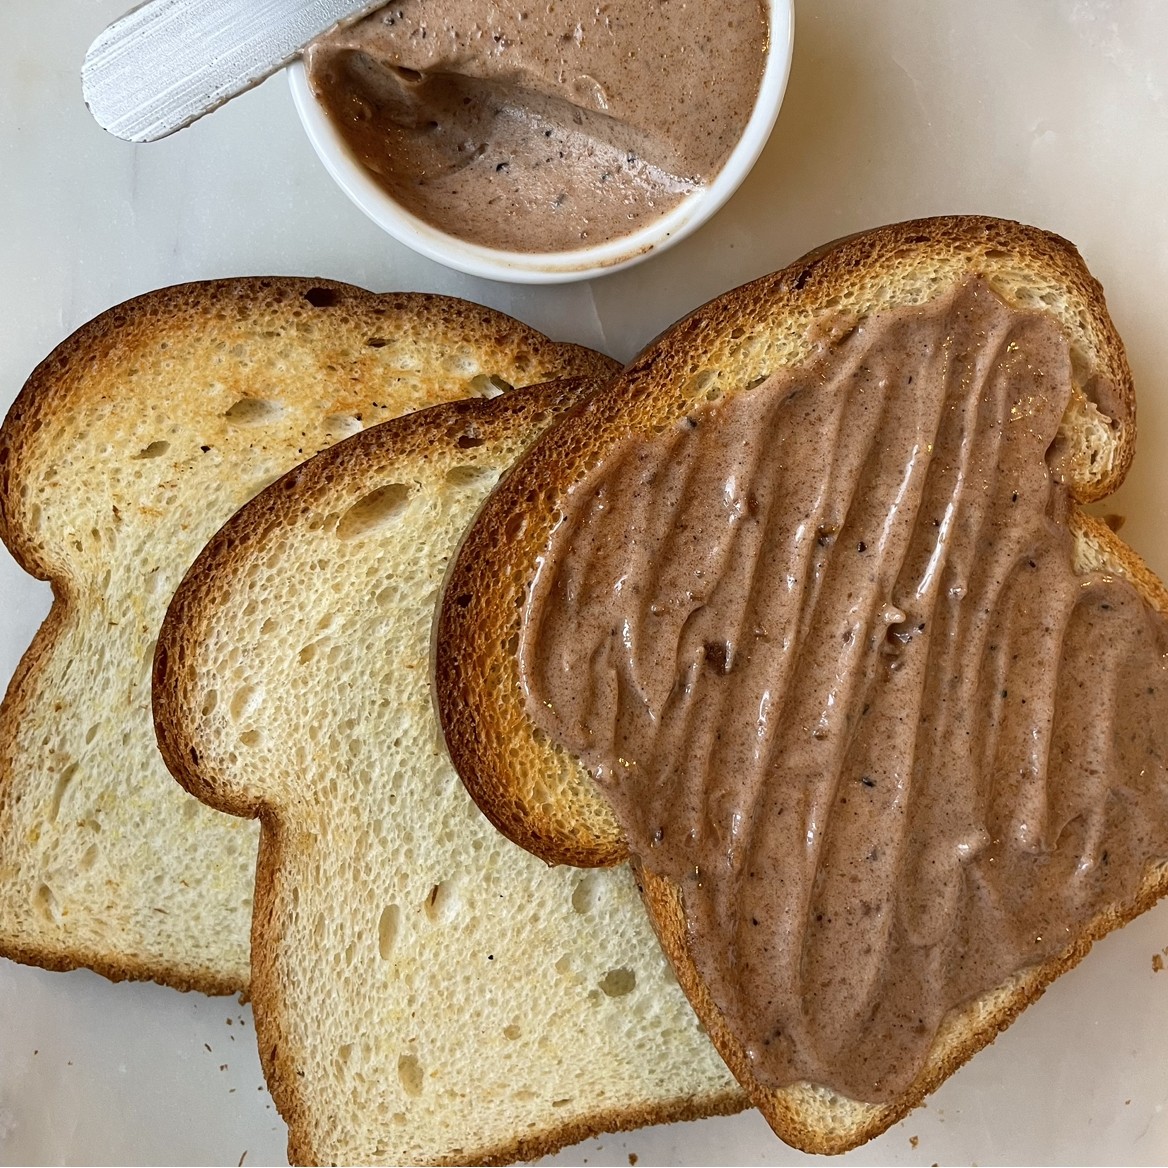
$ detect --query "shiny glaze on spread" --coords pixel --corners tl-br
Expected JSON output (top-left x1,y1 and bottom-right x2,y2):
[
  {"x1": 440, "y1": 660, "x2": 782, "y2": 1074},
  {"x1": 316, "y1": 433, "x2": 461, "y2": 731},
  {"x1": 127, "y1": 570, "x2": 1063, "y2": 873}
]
[{"x1": 519, "y1": 278, "x2": 1168, "y2": 1101}]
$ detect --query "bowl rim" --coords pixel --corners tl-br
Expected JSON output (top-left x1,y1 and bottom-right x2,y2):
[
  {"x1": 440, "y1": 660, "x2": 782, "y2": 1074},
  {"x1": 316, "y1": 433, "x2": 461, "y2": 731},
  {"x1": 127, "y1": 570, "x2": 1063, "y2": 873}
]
[{"x1": 288, "y1": 0, "x2": 795, "y2": 284}]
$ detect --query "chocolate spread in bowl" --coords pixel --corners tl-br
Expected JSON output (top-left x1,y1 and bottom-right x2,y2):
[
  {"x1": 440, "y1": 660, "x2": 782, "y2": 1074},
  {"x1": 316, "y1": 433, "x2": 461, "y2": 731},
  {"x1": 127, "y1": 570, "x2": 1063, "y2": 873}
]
[
  {"x1": 304, "y1": 1, "x2": 767, "y2": 253},
  {"x1": 518, "y1": 277, "x2": 1168, "y2": 1102}
]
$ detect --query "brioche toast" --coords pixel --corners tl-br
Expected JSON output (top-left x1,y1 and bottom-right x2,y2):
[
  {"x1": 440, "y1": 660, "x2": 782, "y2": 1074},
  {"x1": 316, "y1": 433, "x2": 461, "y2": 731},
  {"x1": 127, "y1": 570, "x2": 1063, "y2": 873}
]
[
  {"x1": 436, "y1": 217, "x2": 1168, "y2": 1153},
  {"x1": 0, "y1": 278, "x2": 614, "y2": 993},
  {"x1": 152, "y1": 380, "x2": 745, "y2": 1165}
]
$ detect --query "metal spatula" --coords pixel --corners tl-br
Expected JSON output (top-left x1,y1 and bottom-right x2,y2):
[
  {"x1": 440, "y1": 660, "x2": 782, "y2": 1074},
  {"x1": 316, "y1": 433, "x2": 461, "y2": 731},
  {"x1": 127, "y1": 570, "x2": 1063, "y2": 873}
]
[{"x1": 82, "y1": 0, "x2": 386, "y2": 143}]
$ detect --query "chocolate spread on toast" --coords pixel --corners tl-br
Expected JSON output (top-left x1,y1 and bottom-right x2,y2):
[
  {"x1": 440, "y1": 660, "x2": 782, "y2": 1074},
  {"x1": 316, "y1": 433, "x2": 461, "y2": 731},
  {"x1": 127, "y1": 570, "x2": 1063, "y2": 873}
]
[
  {"x1": 305, "y1": 0, "x2": 767, "y2": 252},
  {"x1": 519, "y1": 278, "x2": 1168, "y2": 1101}
]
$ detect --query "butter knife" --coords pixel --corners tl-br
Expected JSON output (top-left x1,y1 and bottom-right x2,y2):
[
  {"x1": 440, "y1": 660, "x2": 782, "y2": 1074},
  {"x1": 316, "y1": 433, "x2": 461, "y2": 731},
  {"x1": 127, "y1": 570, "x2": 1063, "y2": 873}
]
[{"x1": 83, "y1": 0, "x2": 387, "y2": 143}]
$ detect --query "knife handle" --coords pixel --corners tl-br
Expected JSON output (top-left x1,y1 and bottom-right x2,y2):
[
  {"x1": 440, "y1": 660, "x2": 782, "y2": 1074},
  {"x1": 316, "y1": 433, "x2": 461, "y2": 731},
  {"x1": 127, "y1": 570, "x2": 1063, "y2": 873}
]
[{"x1": 82, "y1": 0, "x2": 386, "y2": 143}]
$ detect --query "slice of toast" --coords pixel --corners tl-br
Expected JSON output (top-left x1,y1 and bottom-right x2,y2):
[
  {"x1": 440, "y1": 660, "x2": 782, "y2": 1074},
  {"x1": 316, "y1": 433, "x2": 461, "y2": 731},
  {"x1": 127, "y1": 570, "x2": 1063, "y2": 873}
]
[
  {"x1": 151, "y1": 380, "x2": 745, "y2": 1166},
  {"x1": 435, "y1": 216, "x2": 1168, "y2": 1153},
  {"x1": 0, "y1": 278, "x2": 615, "y2": 995}
]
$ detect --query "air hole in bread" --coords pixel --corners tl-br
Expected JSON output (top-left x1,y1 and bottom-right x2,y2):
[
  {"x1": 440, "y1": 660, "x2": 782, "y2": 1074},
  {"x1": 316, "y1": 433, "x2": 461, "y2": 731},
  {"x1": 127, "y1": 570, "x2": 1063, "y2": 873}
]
[
  {"x1": 79, "y1": 843, "x2": 99, "y2": 872},
  {"x1": 422, "y1": 880, "x2": 460, "y2": 924},
  {"x1": 366, "y1": 336, "x2": 388, "y2": 348},
  {"x1": 683, "y1": 369, "x2": 717, "y2": 400},
  {"x1": 468, "y1": 373, "x2": 513, "y2": 399},
  {"x1": 225, "y1": 397, "x2": 283, "y2": 425},
  {"x1": 378, "y1": 903, "x2": 401, "y2": 959},
  {"x1": 336, "y1": 484, "x2": 412, "y2": 539},
  {"x1": 324, "y1": 413, "x2": 362, "y2": 438},
  {"x1": 598, "y1": 968, "x2": 636, "y2": 997},
  {"x1": 48, "y1": 762, "x2": 78, "y2": 821},
  {"x1": 304, "y1": 286, "x2": 340, "y2": 308},
  {"x1": 239, "y1": 729, "x2": 262, "y2": 748},
  {"x1": 444, "y1": 464, "x2": 495, "y2": 488},
  {"x1": 1068, "y1": 345, "x2": 1094, "y2": 392},
  {"x1": 133, "y1": 440, "x2": 169, "y2": 460},
  {"x1": 397, "y1": 1054, "x2": 425, "y2": 1097},
  {"x1": 551, "y1": 1098, "x2": 572, "y2": 1109},
  {"x1": 200, "y1": 688, "x2": 218, "y2": 717},
  {"x1": 32, "y1": 883, "x2": 60, "y2": 925},
  {"x1": 571, "y1": 873, "x2": 601, "y2": 915},
  {"x1": 84, "y1": 722, "x2": 100, "y2": 745},
  {"x1": 229, "y1": 684, "x2": 261, "y2": 722},
  {"x1": 457, "y1": 432, "x2": 485, "y2": 449},
  {"x1": 503, "y1": 1023, "x2": 522, "y2": 1040},
  {"x1": 503, "y1": 512, "x2": 524, "y2": 541}
]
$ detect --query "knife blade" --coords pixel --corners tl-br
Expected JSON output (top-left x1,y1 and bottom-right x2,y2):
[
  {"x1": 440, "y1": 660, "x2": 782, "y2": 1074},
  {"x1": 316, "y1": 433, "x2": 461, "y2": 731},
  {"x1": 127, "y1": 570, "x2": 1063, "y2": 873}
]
[{"x1": 82, "y1": 0, "x2": 387, "y2": 143}]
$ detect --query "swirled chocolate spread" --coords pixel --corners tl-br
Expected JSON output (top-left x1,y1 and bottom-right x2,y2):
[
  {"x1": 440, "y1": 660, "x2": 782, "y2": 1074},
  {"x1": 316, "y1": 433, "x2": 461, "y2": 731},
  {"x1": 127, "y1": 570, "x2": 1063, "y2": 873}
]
[
  {"x1": 519, "y1": 277, "x2": 1168, "y2": 1102},
  {"x1": 304, "y1": 1, "x2": 767, "y2": 252}
]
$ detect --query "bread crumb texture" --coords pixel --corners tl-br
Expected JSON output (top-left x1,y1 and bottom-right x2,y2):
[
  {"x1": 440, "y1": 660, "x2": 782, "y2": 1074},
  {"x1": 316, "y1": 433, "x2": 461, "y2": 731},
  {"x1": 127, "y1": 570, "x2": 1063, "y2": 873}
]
[
  {"x1": 154, "y1": 385, "x2": 741, "y2": 1164},
  {"x1": 0, "y1": 277, "x2": 614, "y2": 993}
]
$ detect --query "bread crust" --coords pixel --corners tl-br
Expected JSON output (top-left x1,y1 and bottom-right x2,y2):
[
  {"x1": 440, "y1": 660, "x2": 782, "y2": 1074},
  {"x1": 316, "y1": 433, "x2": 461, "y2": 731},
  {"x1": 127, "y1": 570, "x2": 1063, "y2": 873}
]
[
  {"x1": 0, "y1": 276, "x2": 616, "y2": 994},
  {"x1": 435, "y1": 216, "x2": 1161, "y2": 1153},
  {"x1": 439, "y1": 216, "x2": 1136, "y2": 867}
]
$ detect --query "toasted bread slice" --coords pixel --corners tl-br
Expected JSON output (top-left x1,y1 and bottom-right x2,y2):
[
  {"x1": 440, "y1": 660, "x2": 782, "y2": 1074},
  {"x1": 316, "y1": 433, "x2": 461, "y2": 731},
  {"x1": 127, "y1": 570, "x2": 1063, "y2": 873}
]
[
  {"x1": 152, "y1": 380, "x2": 745, "y2": 1166},
  {"x1": 435, "y1": 216, "x2": 1168, "y2": 1153},
  {"x1": 0, "y1": 278, "x2": 615, "y2": 994}
]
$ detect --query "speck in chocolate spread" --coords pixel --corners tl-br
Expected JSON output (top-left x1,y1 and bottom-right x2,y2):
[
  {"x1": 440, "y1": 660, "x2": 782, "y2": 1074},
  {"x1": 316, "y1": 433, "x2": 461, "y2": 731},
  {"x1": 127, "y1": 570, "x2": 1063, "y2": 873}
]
[
  {"x1": 305, "y1": 1, "x2": 768, "y2": 253},
  {"x1": 519, "y1": 277, "x2": 1168, "y2": 1102}
]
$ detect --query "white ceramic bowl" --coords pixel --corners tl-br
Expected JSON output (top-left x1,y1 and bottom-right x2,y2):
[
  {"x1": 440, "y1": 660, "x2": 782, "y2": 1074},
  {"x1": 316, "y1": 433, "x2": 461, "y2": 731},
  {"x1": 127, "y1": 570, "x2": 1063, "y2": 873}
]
[{"x1": 289, "y1": 2, "x2": 794, "y2": 284}]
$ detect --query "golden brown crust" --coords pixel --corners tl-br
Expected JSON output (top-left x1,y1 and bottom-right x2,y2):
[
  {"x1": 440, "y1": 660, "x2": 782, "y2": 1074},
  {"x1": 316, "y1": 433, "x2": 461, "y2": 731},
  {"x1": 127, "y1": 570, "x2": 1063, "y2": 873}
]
[
  {"x1": 0, "y1": 276, "x2": 615, "y2": 578},
  {"x1": 0, "y1": 276, "x2": 617, "y2": 995},
  {"x1": 434, "y1": 216, "x2": 1157, "y2": 1153}
]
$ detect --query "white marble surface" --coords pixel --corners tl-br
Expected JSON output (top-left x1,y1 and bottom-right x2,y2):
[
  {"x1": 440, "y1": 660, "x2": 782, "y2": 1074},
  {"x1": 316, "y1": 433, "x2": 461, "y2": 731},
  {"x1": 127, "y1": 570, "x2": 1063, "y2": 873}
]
[{"x1": 2, "y1": 2, "x2": 1168, "y2": 1165}]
